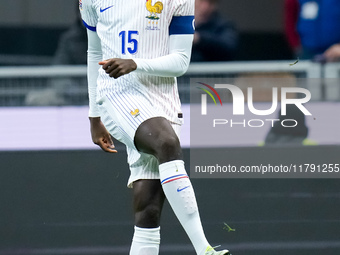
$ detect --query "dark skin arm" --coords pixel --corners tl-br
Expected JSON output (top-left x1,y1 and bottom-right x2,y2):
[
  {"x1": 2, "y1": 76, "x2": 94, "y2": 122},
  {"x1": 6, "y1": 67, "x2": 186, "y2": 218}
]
[
  {"x1": 89, "y1": 117, "x2": 117, "y2": 153},
  {"x1": 99, "y1": 58, "x2": 137, "y2": 79},
  {"x1": 91, "y1": 59, "x2": 136, "y2": 152}
]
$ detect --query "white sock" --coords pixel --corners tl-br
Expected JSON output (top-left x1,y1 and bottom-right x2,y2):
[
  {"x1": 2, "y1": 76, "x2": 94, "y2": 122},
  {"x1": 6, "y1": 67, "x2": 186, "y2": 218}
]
[
  {"x1": 159, "y1": 160, "x2": 210, "y2": 255},
  {"x1": 129, "y1": 226, "x2": 160, "y2": 255}
]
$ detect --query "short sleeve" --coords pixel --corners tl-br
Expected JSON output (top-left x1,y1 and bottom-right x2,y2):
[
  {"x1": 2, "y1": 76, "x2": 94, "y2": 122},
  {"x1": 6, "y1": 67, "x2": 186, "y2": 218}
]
[{"x1": 79, "y1": 0, "x2": 98, "y2": 32}]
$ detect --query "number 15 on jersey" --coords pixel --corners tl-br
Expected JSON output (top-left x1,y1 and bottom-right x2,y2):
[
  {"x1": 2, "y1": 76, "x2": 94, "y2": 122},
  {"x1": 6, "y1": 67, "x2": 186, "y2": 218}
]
[{"x1": 119, "y1": 30, "x2": 139, "y2": 55}]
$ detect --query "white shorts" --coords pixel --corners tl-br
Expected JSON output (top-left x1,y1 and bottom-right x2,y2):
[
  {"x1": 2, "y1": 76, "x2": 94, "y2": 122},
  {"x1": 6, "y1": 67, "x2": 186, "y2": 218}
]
[{"x1": 98, "y1": 94, "x2": 182, "y2": 188}]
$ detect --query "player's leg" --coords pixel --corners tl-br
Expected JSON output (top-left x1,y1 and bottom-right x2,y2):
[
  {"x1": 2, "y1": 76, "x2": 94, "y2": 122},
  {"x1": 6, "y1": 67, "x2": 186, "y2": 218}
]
[
  {"x1": 134, "y1": 117, "x2": 183, "y2": 164},
  {"x1": 132, "y1": 179, "x2": 165, "y2": 228},
  {"x1": 97, "y1": 97, "x2": 163, "y2": 255},
  {"x1": 98, "y1": 95, "x2": 229, "y2": 255},
  {"x1": 134, "y1": 117, "x2": 230, "y2": 255},
  {"x1": 129, "y1": 179, "x2": 164, "y2": 255}
]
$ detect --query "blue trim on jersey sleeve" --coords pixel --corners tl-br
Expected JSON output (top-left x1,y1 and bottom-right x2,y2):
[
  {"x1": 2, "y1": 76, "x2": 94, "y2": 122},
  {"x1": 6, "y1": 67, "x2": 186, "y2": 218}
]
[
  {"x1": 82, "y1": 20, "x2": 96, "y2": 32},
  {"x1": 169, "y1": 16, "x2": 195, "y2": 35}
]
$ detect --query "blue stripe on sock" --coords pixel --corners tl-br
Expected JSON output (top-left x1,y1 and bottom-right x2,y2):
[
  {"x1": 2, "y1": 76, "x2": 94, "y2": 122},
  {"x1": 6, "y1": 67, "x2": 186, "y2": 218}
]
[{"x1": 161, "y1": 174, "x2": 188, "y2": 184}]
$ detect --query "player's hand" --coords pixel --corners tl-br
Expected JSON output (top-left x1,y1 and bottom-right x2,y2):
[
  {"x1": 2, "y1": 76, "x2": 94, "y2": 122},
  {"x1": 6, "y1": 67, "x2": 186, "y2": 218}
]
[
  {"x1": 89, "y1": 117, "x2": 117, "y2": 153},
  {"x1": 99, "y1": 58, "x2": 137, "y2": 79}
]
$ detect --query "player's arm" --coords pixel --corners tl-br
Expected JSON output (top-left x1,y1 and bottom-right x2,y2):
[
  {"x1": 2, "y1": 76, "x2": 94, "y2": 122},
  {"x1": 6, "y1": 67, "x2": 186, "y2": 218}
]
[
  {"x1": 86, "y1": 29, "x2": 101, "y2": 118},
  {"x1": 100, "y1": 0, "x2": 194, "y2": 78},
  {"x1": 87, "y1": 30, "x2": 117, "y2": 153},
  {"x1": 80, "y1": 0, "x2": 116, "y2": 152},
  {"x1": 89, "y1": 116, "x2": 117, "y2": 153},
  {"x1": 99, "y1": 58, "x2": 137, "y2": 79},
  {"x1": 100, "y1": 33, "x2": 193, "y2": 78},
  {"x1": 100, "y1": 15, "x2": 195, "y2": 78},
  {"x1": 80, "y1": 0, "x2": 102, "y2": 118},
  {"x1": 133, "y1": 32, "x2": 194, "y2": 77}
]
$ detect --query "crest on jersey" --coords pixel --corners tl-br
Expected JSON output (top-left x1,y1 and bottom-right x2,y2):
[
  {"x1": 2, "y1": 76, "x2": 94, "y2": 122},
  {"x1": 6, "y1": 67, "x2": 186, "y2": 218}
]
[
  {"x1": 145, "y1": 0, "x2": 163, "y2": 30},
  {"x1": 79, "y1": 0, "x2": 83, "y2": 10},
  {"x1": 145, "y1": 0, "x2": 163, "y2": 20}
]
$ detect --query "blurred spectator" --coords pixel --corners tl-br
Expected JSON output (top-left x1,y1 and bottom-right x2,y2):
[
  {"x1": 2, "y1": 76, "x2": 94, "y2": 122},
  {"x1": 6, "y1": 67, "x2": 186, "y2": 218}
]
[
  {"x1": 25, "y1": 2, "x2": 87, "y2": 106},
  {"x1": 285, "y1": 0, "x2": 340, "y2": 61},
  {"x1": 192, "y1": 0, "x2": 238, "y2": 62},
  {"x1": 323, "y1": 43, "x2": 340, "y2": 62},
  {"x1": 51, "y1": 12, "x2": 87, "y2": 65},
  {"x1": 263, "y1": 104, "x2": 316, "y2": 146}
]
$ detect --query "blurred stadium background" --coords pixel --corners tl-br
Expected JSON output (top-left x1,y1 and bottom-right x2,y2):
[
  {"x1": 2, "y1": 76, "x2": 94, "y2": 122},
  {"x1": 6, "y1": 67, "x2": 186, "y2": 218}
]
[{"x1": 0, "y1": 1, "x2": 339, "y2": 255}]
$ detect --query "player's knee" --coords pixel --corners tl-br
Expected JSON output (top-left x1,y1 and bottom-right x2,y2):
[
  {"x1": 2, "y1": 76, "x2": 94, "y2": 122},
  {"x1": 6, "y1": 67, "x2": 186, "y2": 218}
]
[
  {"x1": 159, "y1": 135, "x2": 180, "y2": 152},
  {"x1": 156, "y1": 135, "x2": 182, "y2": 163}
]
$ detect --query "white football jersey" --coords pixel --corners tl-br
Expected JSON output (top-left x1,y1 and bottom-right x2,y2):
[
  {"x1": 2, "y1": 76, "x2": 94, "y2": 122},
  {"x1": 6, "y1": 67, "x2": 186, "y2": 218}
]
[{"x1": 80, "y1": 0, "x2": 194, "y2": 124}]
